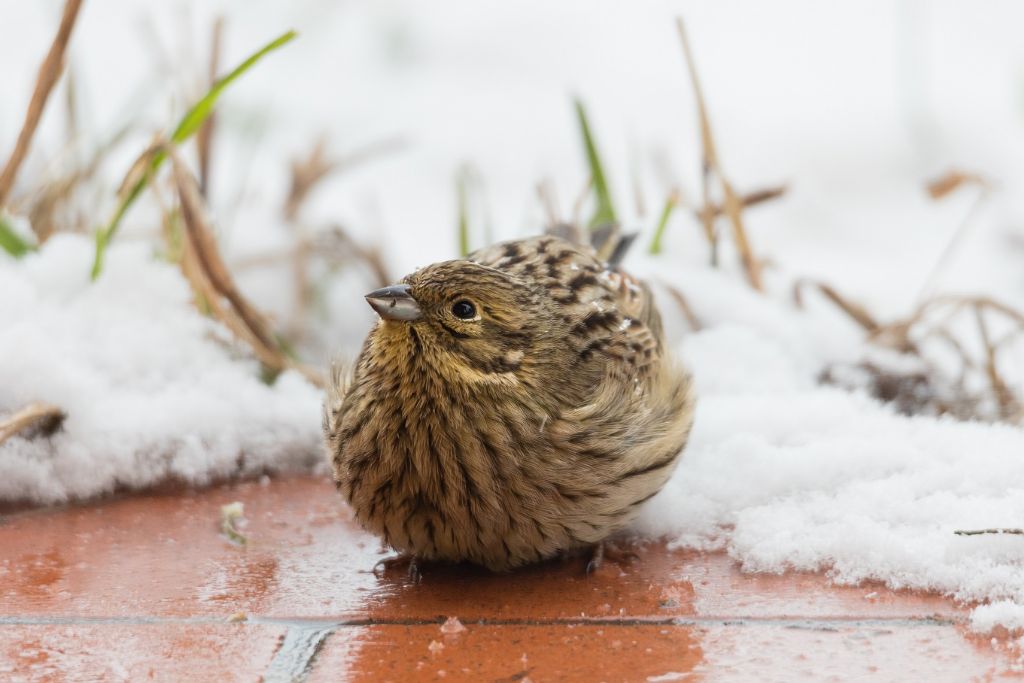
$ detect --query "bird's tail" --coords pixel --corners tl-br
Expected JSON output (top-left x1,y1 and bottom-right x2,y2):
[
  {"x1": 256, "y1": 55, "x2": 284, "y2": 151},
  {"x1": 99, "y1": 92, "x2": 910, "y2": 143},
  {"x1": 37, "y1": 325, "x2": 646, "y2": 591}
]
[
  {"x1": 543, "y1": 222, "x2": 638, "y2": 269},
  {"x1": 588, "y1": 224, "x2": 639, "y2": 269}
]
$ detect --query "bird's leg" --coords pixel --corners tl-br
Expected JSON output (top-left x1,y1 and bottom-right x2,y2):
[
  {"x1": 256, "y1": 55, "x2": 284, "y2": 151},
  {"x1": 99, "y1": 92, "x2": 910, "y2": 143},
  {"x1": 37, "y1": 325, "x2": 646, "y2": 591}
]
[
  {"x1": 372, "y1": 553, "x2": 422, "y2": 583},
  {"x1": 585, "y1": 541, "x2": 639, "y2": 575},
  {"x1": 585, "y1": 542, "x2": 605, "y2": 575}
]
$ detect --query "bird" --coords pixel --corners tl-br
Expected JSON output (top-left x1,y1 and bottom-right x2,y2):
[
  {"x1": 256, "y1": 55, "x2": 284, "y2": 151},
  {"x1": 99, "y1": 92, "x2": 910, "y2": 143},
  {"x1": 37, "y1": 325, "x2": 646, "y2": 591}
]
[{"x1": 324, "y1": 233, "x2": 695, "y2": 574}]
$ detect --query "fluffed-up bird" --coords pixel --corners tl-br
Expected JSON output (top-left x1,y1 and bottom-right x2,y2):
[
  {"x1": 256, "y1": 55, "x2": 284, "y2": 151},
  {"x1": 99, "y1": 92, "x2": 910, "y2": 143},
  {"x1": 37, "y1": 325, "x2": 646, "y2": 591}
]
[{"x1": 325, "y1": 233, "x2": 694, "y2": 573}]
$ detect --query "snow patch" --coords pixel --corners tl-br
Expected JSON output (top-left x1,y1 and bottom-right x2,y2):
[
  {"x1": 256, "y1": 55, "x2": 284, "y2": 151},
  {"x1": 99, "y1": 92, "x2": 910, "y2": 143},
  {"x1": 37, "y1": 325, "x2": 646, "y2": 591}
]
[
  {"x1": 971, "y1": 601, "x2": 1024, "y2": 635},
  {"x1": 0, "y1": 235, "x2": 324, "y2": 504}
]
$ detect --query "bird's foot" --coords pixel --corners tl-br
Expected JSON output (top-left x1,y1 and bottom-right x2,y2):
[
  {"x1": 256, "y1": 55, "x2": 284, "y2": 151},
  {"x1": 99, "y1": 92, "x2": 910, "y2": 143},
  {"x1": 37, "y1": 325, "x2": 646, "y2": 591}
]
[
  {"x1": 372, "y1": 553, "x2": 422, "y2": 583},
  {"x1": 585, "y1": 541, "x2": 639, "y2": 576}
]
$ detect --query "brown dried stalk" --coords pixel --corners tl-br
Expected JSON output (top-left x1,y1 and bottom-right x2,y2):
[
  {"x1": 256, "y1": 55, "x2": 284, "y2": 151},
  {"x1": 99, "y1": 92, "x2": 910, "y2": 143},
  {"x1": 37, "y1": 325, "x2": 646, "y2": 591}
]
[
  {"x1": 284, "y1": 137, "x2": 335, "y2": 222},
  {"x1": 954, "y1": 528, "x2": 1023, "y2": 536},
  {"x1": 284, "y1": 136, "x2": 406, "y2": 222},
  {"x1": 696, "y1": 185, "x2": 787, "y2": 226},
  {"x1": 330, "y1": 226, "x2": 391, "y2": 289},
  {"x1": 537, "y1": 180, "x2": 562, "y2": 228},
  {"x1": 810, "y1": 280, "x2": 1024, "y2": 421},
  {"x1": 793, "y1": 279, "x2": 882, "y2": 333},
  {"x1": 659, "y1": 281, "x2": 702, "y2": 332},
  {"x1": 281, "y1": 136, "x2": 400, "y2": 339},
  {"x1": 926, "y1": 170, "x2": 989, "y2": 201},
  {"x1": 20, "y1": 125, "x2": 131, "y2": 242},
  {"x1": 233, "y1": 226, "x2": 391, "y2": 289},
  {"x1": 164, "y1": 143, "x2": 324, "y2": 387},
  {"x1": 0, "y1": 403, "x2": 64, "y2": 445},
  {"x1": 537, "y1": 179, "x2": 588, "y2": 245},
  {"x1": 916, "y1": 170, "x2": 992, "y2": 305},
  {"x1": 233, "y1": 223, "x2": 392, "y2": 344},
  {"x1": 197, "y1": 16, "x2": 224, "y2": 197},
  {"x1": 0, "y1": 0, "x2": 84, "y2": 208},
  {"x1": 974, "y1": 305, "x2": 1022, "y2": 422},
  {"x1": 571, "y1": 176, "x2": 593, "y2": 229},
  {"x1": 676, "y1": 17, "x2": 765, "y2": 290}
]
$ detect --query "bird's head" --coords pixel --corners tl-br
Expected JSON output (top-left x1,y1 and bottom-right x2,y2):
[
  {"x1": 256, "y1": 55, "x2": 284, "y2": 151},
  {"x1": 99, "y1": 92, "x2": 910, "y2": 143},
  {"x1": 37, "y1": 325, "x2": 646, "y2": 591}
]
[{"x1": 364, "y1": 260, "x2": 562, "y2": 385}]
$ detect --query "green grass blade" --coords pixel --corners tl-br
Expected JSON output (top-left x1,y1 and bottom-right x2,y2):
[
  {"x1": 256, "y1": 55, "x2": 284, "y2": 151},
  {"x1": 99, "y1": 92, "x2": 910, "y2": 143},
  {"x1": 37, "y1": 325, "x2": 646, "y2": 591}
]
[
  {"x1": 91, "y1": 29, "x2": 297, "y2": 280},
  {"x1": 574, "y1": 99, "x2": 617, "y2": 229},
  {"x1": 648, "y1": 191, "x2": 679, "y2": 255},
  {"x1": 171, "y1": 30, "x2": 296, "y2": 143},
  {"x1": 0, "y1": 217, "x2": 34, "y2": 258}
]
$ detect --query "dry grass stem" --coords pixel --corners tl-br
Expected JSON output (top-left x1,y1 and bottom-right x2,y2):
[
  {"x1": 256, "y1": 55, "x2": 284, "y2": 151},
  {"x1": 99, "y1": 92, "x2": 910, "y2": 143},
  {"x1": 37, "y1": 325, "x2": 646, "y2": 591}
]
[
  {"x1": 284, "y1": 137, "x2": 334, "y2": 222},
  {"x1": 974, "y1": 306, "x2": 1022, "y2": 422},
  {"x1": 197, "y1": 16, "x2": 225, "y2": 197},
  {"x1": 18, "y1": 126, "x2": 130, "y2": 242},
  {"x1": 332, "y1": 226, "x2": 392, "y2": 289},
  {"x1": 537, "y1": 180, "x2": 562, "y2": 228},
  {"x1": 693, "y1": 184, "x2": 785, "y2": 224},
  {"x1": 916, "y1": 170, "x2": 992, "y2": 304},
  {"x1": 538, "y1": 180, "x2": 589, "y2": 245},
  {"x1": 676, "y1": 17, "x2": 766, "y2": 289},
  {"x1": 954, "y1": 528, "x2": 1024, "y2": 536},
  {"x1": 232, "y1": 221, "x2": 391, "y2": 347},
  {"x1": 279, "y1": 136, "x2": 405, "y2": 338},
  {"x1": 0, "y1": 0, "x2": 84, "y2": 208},
  {"x1": 284, "y1": 136, "x2": 406, "y2": 222},
  {"x1": 713, "y1": 185, "x2": 786, "y2": 217},
  {"x1": 163, "y1": 143, "x2": 324, "y2": 387},
  {"x1": 659, "y1": 281, "x2": 702, "y2": 331},
  {"x1": 808, "y1": 276, "x2": 1024, "y2": 422},
  {"x1": 0, "y1": 403, "x2": 65, "y2": 445},
  {"x1": 926, "y1": 169, "x2": 990, "y2": 201},
  {"x1": 793, "y1": 279, "x2": 882, "y2": 333},
  {"x1": 233, "y1": 228, "x2": 391, "y2": 286},
  {"x1": 571, "y1": 176, "x2": 593, "y2": 229}
]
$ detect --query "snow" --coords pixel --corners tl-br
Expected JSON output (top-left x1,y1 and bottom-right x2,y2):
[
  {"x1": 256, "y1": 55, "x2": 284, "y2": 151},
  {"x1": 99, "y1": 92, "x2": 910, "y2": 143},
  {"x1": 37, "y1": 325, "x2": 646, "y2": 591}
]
[
  {"x1": 638, "y1": 304, "x2": 1024, "y2": 619},
  {"x1": 2, "y1": 0, "x2": 1023, "y2": 630},
  {"x1": 0, "y1": 235, "x2": 323, "y2": 504},
  {"x1": 439, "y1": 617, "x2": 467, "y2": 635},
  {"x1": 971, "y1": 601, "x2": 1024, "y2": 634}
]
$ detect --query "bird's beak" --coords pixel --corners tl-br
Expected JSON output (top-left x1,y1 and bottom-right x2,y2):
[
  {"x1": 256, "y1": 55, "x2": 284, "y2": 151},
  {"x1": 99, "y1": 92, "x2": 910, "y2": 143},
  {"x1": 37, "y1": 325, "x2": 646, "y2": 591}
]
[{"x1": 365, "y1": 284, "x2": 423, "y2": 322}]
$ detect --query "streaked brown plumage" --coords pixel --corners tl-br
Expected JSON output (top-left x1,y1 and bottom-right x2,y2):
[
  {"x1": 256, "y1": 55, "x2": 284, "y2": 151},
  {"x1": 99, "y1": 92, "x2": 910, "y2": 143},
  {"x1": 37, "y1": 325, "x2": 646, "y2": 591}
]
[{"x1": 325, "y1": 234, "x2": 694, "y2": 572}]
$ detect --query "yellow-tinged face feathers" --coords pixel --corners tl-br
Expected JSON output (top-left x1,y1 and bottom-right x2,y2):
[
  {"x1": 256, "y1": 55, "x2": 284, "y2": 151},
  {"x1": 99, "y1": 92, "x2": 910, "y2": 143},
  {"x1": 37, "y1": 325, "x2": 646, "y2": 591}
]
[{"x1": 379, "y1": 260, "x2": 563, "y2": 380}]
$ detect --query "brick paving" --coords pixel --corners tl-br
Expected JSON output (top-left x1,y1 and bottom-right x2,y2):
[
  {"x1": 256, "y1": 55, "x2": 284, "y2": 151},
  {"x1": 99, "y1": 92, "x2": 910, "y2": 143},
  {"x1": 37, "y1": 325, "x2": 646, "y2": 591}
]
[{"x1": 0, "y1": 476, "x2": 1018, "y2": 681}]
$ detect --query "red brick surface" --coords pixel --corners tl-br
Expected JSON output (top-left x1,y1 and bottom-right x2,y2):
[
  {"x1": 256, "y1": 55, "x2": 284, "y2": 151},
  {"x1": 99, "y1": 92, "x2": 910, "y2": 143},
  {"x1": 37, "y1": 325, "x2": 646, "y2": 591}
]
[
  {"x1": 0, "y1": 624, "x2": 285, "y2": 682},
  {"x1": 0, "y1": 475, "x2": 1020, "y2": 681}
]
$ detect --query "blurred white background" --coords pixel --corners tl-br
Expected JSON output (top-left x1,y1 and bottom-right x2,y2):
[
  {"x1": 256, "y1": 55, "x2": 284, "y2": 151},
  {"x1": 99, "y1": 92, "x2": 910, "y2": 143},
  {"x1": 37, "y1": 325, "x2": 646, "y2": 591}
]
[{"x1": 4, "y1": 0, "x2": 1024, "y2": 325}]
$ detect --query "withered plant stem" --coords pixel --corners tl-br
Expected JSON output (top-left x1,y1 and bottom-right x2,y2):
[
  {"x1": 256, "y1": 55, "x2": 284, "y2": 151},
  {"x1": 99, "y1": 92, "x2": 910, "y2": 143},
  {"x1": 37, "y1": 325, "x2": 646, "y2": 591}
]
[
  {"x1": 676, "y1": 17, "x2": 764, "y2": 290},
  {"x1": 0, "y1": 0, "x2": 84, "y2": 208},
  {"x1": 0, "y1": 403, "x2": 64, "y2": 445},
  {"x1": 165, "y1": 143, "x2": 324, "y2": 387},
  {"x1": 197, "y1": 16, "x2": 224, "y2": 198},
  {"x1": 915, "y1": 176, "x2": 991, "y2": 306}
]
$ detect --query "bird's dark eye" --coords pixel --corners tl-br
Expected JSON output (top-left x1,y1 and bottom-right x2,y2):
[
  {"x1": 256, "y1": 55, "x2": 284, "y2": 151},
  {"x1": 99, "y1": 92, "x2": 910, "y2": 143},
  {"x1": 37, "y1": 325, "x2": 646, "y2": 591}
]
[{"x1": 451, "y1": 300, "x2": 477, "y2": 320}]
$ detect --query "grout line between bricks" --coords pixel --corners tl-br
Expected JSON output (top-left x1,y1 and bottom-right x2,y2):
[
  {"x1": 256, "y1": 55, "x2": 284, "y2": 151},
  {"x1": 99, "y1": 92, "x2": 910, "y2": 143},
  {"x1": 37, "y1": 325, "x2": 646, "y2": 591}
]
[
  {"x1": 0, "y1": 615, "x2": 961, "y2": 628},
  {"x1": 262, "y1": 625, "x2": 334, "y2": 683}
]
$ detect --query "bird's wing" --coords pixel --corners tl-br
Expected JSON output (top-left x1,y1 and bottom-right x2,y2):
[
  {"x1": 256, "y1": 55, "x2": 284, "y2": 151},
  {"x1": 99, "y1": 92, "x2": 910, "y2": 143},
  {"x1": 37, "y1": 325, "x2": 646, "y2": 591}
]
[
  {"x1": 323, "y1": 358, "x2": 356, "y2": 450},
  {"x1": 546, "y1": 353, "x2": 695, "y2": 482},
  {"x1": 471, "y1": 235, "x2": 664, "y2": 379}
]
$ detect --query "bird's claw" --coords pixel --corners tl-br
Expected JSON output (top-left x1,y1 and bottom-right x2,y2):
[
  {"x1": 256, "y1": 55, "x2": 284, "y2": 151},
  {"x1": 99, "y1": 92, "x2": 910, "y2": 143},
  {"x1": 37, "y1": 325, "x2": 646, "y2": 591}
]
[
  {"x1": 372, "y1": 554, "x2": 422, "y2": 583},
  {"x1": 586, "y1": 541, "x2": 639, "y2": 576}
]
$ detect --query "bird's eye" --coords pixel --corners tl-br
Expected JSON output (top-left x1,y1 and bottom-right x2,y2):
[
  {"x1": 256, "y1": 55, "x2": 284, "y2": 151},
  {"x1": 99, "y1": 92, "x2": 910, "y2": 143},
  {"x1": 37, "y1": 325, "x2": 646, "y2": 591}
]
[{"x1": 451, "y1": 300, "x2": 477, "y2": 320}]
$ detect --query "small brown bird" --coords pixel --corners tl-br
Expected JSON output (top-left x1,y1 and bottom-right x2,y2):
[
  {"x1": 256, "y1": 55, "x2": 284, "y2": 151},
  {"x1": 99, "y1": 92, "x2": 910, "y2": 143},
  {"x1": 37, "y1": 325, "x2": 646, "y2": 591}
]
[{"x1": 325, "y1": 234, "x2": 694, "y2": 573}]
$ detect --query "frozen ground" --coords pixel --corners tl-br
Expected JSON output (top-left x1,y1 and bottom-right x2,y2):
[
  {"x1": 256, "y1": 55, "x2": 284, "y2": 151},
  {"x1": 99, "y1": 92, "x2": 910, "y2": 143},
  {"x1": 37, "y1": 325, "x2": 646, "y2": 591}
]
[{"x1": 1, "y1": 1, "x2": 1023, "y2": 631}]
